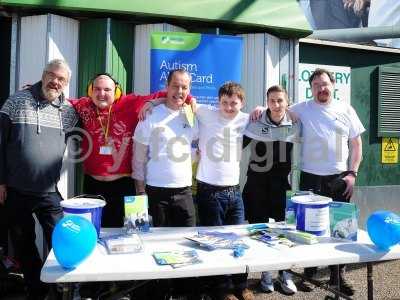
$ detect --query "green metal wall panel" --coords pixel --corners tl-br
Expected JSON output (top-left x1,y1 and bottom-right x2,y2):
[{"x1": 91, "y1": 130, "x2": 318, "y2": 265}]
[
  {"x1": 76, "y1": 18, "x2": 135, "y2": 192},
  {"x1": 108, "y1": 20, "x2": 133, "y2": 94},
  {"x1": 300, "y1": 43, "x2": 400, "y2": 186},
  {"x1": 78, "y1": 19, "x2": 107, "y2": 97},
  {"x1": 0, "y1": 0, "x2": 311, "y2": 38},
  {"x1": 77, "y1": 19, "x2": 107, "y2": 194}
]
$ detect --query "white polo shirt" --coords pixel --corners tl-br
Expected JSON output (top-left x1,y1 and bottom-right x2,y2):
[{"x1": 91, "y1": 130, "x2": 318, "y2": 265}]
[
  {"x1": 290, "y1": 99, "x2": 365, "y2": 175},
  {"x1": 134, "y1": 104, "x2": 198, "y2": 188}
]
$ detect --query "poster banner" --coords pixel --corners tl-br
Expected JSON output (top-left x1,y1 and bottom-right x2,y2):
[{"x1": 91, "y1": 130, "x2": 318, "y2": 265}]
[
  {"x1": 298, "y1": 63, "x2": 351, "y2": 104},
  {"x1": 151, "y1": 32, "x2": 242, "y2": 105},
  {"x1": 297, "y1": 0, "x2": 400, "y2": 49}
]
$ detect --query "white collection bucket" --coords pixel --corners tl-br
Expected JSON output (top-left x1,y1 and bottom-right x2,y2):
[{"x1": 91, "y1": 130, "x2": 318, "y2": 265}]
[
  {"x1": 291, "y1": 194, "x2": 332, "y2": 236},
  {"x1": 60, "y1": 196, "x2": 106, "y2": 237}
]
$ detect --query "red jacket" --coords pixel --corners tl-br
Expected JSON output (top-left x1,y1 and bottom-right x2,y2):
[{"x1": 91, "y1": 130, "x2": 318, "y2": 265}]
[{"x1": 70, "y1": 91, "x2": 168, "y2": 177}]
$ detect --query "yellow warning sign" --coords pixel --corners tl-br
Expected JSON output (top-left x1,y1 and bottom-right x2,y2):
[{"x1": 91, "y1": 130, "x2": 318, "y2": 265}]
[{"x1": 382, "y1": 137, "x2": 398, "y2": 164}]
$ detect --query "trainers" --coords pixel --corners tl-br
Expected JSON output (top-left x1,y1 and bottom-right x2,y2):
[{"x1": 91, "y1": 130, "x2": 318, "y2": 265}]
[
  {"x1": 260, "y1": 271, "x2": 274, "y2": 293},
  {"x1": 277, "y1": 271, "x2": 297, "y2": 294},
  {"x1": 240, "y1": 288, "x2": 255, "y2": 300},
  {"x1": 297, "y1": 280, "x2": 314, "y2": 292},
  {"x1": 221, "y1": 293, "x2": 239, "y2": 300}
]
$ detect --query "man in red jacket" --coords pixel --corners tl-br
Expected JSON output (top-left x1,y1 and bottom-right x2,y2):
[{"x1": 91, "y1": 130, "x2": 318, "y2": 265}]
[{"x1": 70, "y1": 73, "x2": 170, "y2": 228}]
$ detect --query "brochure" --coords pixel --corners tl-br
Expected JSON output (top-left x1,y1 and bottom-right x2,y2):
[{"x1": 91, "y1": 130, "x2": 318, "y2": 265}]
[
  {"x1": 329, "y1": 201, "x2": 359, "y2": 241},
  {"x1": 249, "y1": 229, "x2": 296, "y2": 248},
  {"x1": 124, "y1": 195, "x2": 150, "y2": 232},
  {"x1": 153, "y1": 250, "x2": 202, "y2": 268},
  {"x1": 100, "y1": 233, "x2": 143, "y2": 254},
  {"x1": 186, "y1": 230, "x2": 249, "y2": 250}
]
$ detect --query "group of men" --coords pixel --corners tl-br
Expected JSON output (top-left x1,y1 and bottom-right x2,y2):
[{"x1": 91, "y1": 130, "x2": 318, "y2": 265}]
[{"x1": 0, "y1": 59, "x2": 364, "y2": 300}]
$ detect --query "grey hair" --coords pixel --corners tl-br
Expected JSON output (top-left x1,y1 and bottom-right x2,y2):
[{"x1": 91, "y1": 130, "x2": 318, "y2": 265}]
[{"x1": 43, "y1": 59, "x2": 72, "y2": 80}]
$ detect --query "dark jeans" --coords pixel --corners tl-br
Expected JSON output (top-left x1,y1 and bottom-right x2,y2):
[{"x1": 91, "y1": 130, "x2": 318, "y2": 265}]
[
  {"x1": 196, "y1": 181, "x2": 247, "y2": 292},
  {"x1": 83, "y1": 175, "x2": 135, "y2": 227},
  {"x1": 146, "y1": 185, "x2": 196, "y2": 227},
  {"x1": 300, "y1": 171, "x2": 349, "y2": 279},
  {"x1": 5, "y1": 187, "x2": 64, "y2": 299},
  {"x1": 197, "y1": 181, "x2": 244, "y2": 226}
]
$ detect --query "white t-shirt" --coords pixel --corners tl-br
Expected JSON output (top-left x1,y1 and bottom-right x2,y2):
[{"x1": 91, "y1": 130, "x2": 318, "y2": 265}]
[
  {"x1": 290, "y1": 100, "x2": 365, "y2": 175},
  {"x1": 133, "y1": 104, "x2": 198, "y2": 188},
  {"x1": 196, "y1": 104, "x2": 249, "y2": 186}
]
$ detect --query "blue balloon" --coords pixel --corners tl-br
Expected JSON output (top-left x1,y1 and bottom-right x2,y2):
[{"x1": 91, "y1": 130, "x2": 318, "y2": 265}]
[
  {"x1": 366, "y1": 210, "x2": 400, "y2": 250},
  {"x1": 52, "y1": 215, "x2": 97, "y2": 269}
]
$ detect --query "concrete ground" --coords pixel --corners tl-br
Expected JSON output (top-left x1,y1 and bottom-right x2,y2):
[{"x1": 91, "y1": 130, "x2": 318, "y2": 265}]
[
  {"x1": 247, "y1": 260, "x2": 400, "y2": 300},
  {"x1": 2, "y1": 260, "x2": 400, "y2": 299}
]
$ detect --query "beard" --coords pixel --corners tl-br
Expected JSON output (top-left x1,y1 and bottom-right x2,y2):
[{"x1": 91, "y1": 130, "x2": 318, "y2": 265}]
[
  {"x1": 316, "y1": 92, "x2": 330, "y2": 103},
  {"x1": 42, "y1": 87, "x2": 61, "y2": 101}
]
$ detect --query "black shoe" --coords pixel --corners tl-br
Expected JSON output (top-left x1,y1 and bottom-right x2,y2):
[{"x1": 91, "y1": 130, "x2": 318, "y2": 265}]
[
  {"x1": 328, "y1": 277, "x2": 354, "y2": 296},
  {"x1": 297, "y1": 280, "x2": 314, "y2": 292}
]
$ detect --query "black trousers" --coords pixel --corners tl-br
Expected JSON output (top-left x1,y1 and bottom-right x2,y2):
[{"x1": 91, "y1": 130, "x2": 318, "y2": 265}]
[
  {"x1": 144, "y1": 185, "x2": 196, "y2": 299},
  {"x1": 146, "y1": 185, "x2": 196, "y2": 227},
  {"x1": 83, "y1": 175, "x2": 135, "y2": 227},
  {"x1": 243, "y1": 173, "x2": 290, "y2": 223},
  {"x1": 300, "y1": 171, "x2": 349, "y2": 279},
  {"x1": 5, "y1": 187, "x2": 64, "y2": 299}
]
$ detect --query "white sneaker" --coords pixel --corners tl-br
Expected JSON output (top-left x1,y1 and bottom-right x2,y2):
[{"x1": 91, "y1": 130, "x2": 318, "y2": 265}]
[
  {"x1": 277, "y1": 271, "x2": 297, "y2": 294},
  {"x1": 260, "y1": 271, "x2": 274, "y2": 292}
]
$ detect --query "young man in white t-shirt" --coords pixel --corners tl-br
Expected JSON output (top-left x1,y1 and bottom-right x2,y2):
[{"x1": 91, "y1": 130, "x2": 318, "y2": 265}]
[
  {"x1": 195, "y1": 82, "x2": 254, "y2": 300},
  {"x1": 132, "y1": 69, "x2": 198, "y2": 227},
  {"x1": 136, "y1": 81, "x2": 253, "y2": 300}
]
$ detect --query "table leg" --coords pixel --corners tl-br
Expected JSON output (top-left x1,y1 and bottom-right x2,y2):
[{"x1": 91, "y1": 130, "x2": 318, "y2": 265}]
[
  {"x1": 367, "y1": 263, "x2": 373, "y2": 300},
  {"x1": 62, "y1": 283, "x2": 73, "y2": 300},
  {"x1": 334, "y1": 265, "x2": 340, "y2": 300}
]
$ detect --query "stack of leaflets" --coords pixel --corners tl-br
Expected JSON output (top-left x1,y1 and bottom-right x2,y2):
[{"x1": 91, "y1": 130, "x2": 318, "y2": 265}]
[
  {"x1": 185, "y1": 231, "x2": 249, "y2": 250},
  {"x1": 250, "y1": 229, "x2": 295, "y2": 248},
  {"x1": 247, "y1": 223, "x2": 318, "y2": 246},
  {"x1": 100, "y1": 233, "x2": 143, "y2": 254},
  {"x1": 152, "y1": 250, "x2": 202, "y2": 268}
]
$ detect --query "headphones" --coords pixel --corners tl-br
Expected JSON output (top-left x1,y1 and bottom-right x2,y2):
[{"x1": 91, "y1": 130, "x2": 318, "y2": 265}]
[{"x1": 87, "y1": 73, "x2": 123, "y2": 102}]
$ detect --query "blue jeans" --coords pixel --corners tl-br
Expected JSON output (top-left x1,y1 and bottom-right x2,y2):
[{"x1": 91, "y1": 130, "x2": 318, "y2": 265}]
[
  {"x1": 196, "y1": 181, "x2": 244, "y2": 226},
  {"x1": 196, "y1": 181, "x2": 247, "y2": 292}
]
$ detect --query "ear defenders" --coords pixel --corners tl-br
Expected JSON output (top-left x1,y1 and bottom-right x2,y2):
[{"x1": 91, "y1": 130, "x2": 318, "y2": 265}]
[{"x1": 87, "y1": 73, "x2": 122, "y2": 102}]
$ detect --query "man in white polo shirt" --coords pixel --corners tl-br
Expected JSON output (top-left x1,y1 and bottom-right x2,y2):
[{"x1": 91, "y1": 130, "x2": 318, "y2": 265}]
[
  {"x1": 290, "y1": 68, "x2": 365, "y2": 296},
  {"x1": 132, "y1": 69, "x2": 198, "y2": 227}
]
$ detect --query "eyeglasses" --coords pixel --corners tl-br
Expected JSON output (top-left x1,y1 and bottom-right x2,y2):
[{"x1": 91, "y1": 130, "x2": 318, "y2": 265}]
[{"x1": 45, "y1": 71, "x2": 68, "y2": 85}]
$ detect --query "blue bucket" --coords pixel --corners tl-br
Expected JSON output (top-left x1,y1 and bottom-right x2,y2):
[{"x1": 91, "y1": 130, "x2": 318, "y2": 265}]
[
  {"x1": 60, "y1": 197, "x2": 106, "y2": 237},
  {"x1": 292, "y1": 194, "x2": 332, "y2": 236}
]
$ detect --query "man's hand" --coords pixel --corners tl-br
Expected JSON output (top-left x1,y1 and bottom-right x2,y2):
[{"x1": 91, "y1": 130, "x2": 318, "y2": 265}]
[
  {"x1": 189, "y1": 97, "x2": 197, "y2": 113},
  {"x1": 342, "y1": 174, "x2": 356, "y2": 199},
  {"x1": 138, "y1": 101, "x2": 155, "y2": 121},
  {"x1": 138, "y1": 98, "x2": 168, "y2": 121},
  {"x1": 249, "y1": 106, "x2": 266, "y2": 122},
  {"x1": 0, "y1": 184, "x2": 7, "y2": 205}
]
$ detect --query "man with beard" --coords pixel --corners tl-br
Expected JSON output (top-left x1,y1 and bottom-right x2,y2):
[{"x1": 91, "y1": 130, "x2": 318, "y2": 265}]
[
  {"x1": 290, "y1": 68, "x2": 365, "y2": 296},
  {"x1": 0, "y1": 59, "x2": 78, "y2": 299}
]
